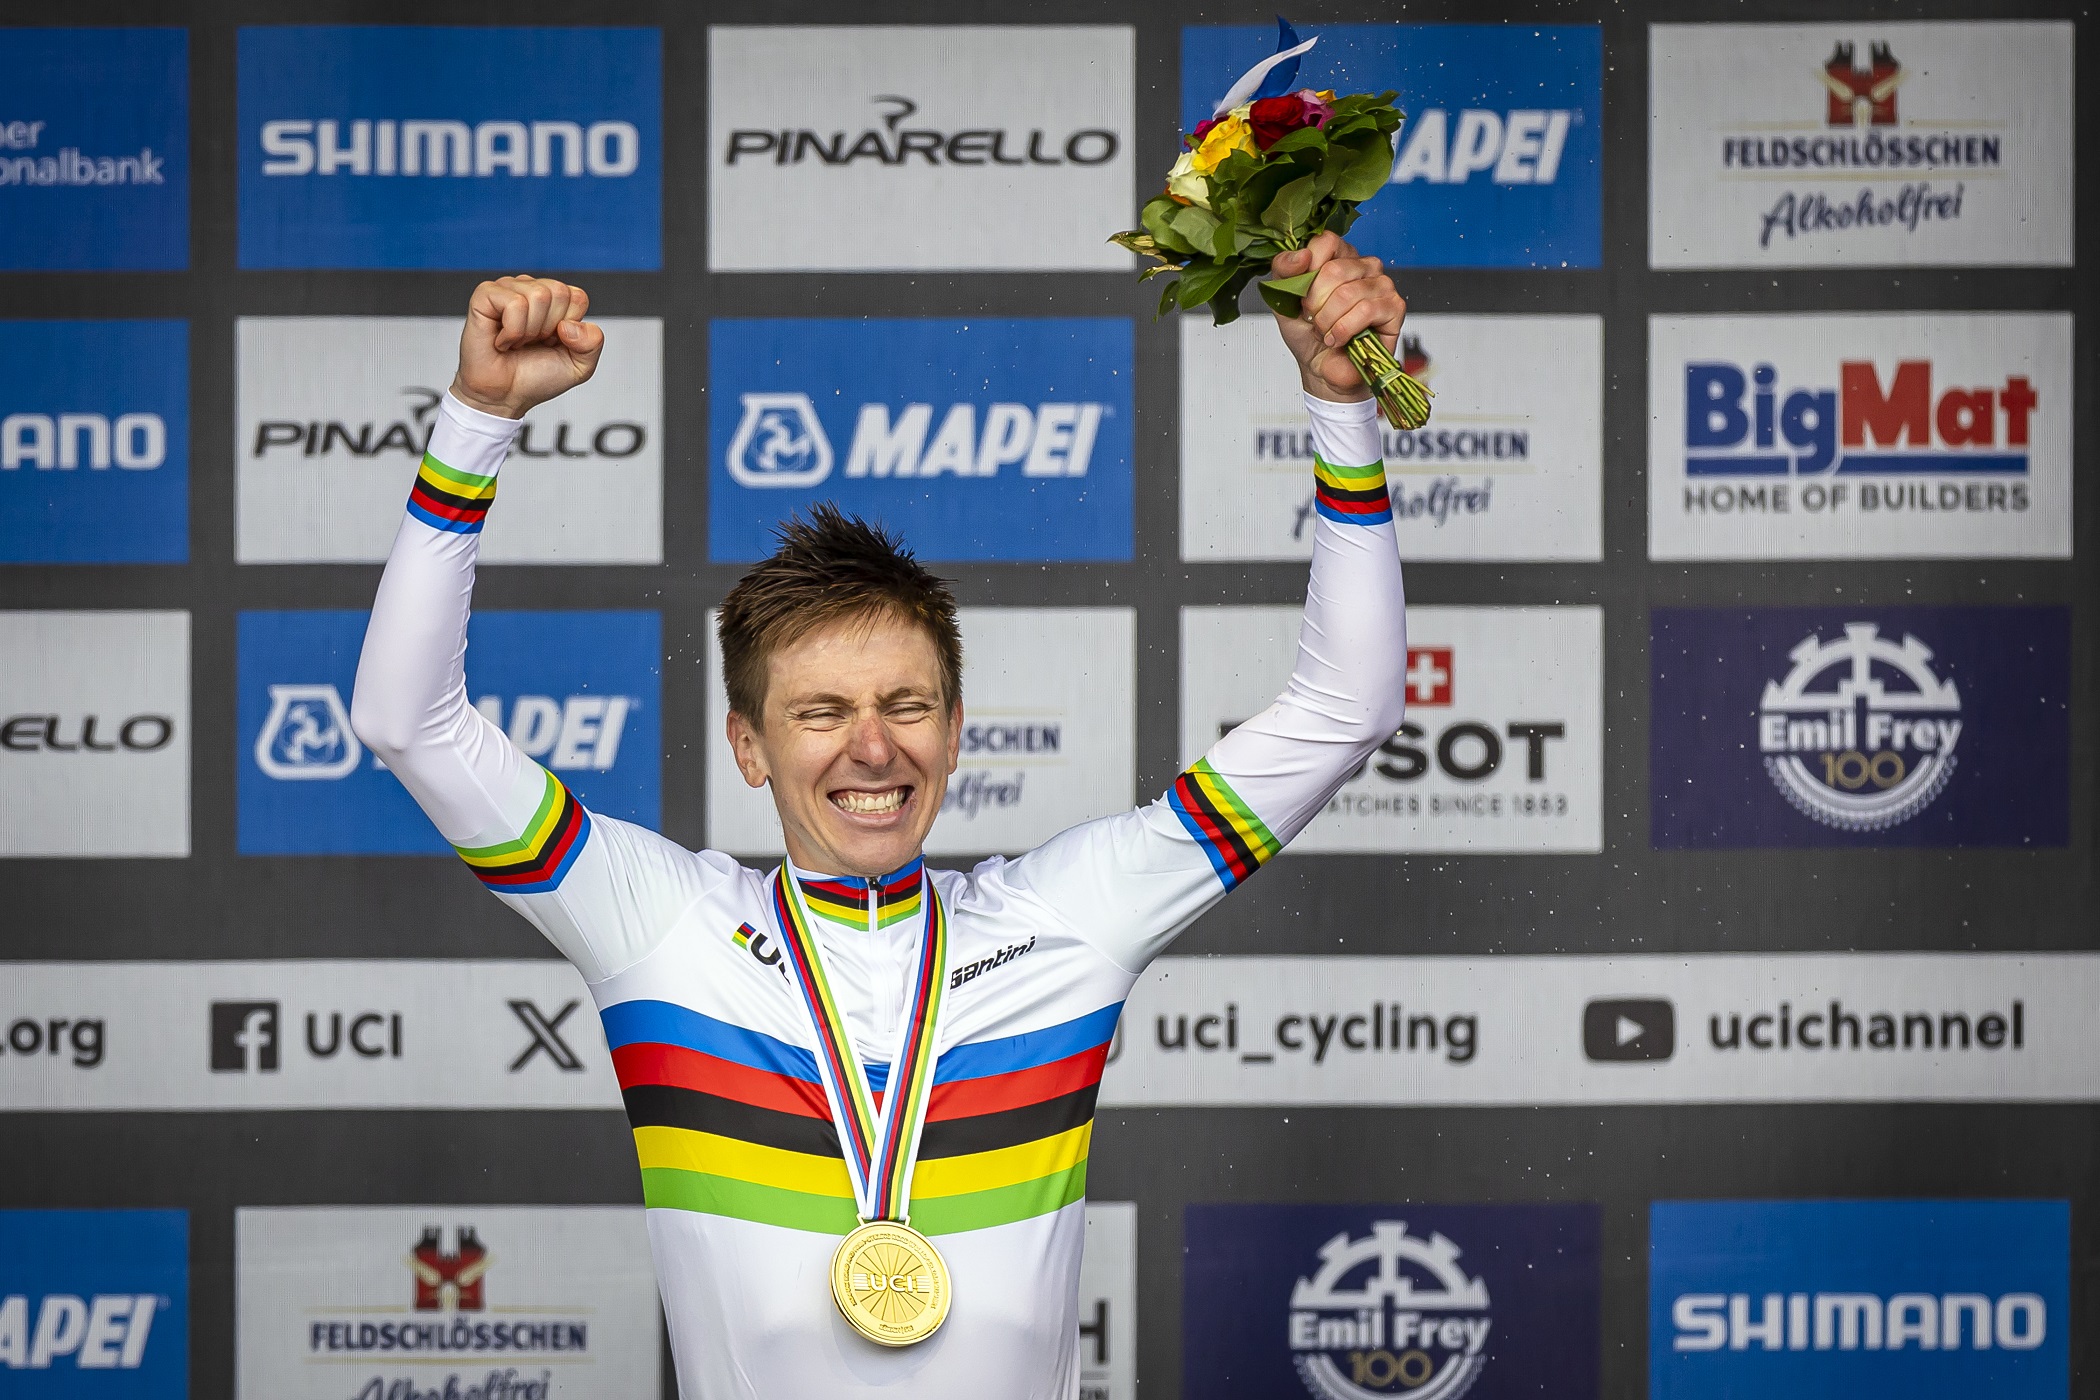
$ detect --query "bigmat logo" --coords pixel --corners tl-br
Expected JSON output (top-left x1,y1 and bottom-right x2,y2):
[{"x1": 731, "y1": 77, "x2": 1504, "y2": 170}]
[
  {"x1": 1181, "y1": 314, "x2": 1601, "y2": 562},
  {"x1": 1649, "y1": 314, "x2": 2071, "y2": 560},
  {"x1": 0, "y1": 29, "x2": 187, "y2": 271},
  {"x1": 0, "y1": 1208, "x2": 187, "y2": 1394},
  {"x1": 708, "y1": 27, "x2": 1132, "y2": 271},
  {"x1": 1651, "y1": 23, "x2": 2073, "y2": 269},
  {"x1": 707, "y1": 607, "x2": 1133, "y2": 856},
  {"x1": 238, "y1": 27, "x2": 661, "y2": 269},
  {"x1": 708, "y1": 319, "x2": 1132, "y2": 562},
  {"x1": 1182, "y1": 26, "x2": 1600, "y2": 268},
  {"x1": 236, "y1": 317, "x2": 662, "y2": 563},
  {"x1": 1182, "y1": 607, "x2": 1602, "y2": 853},
  {"x1": 1650, "y1": 607, "x2": 2068, "y2": 849},
  {"x1": 238, "y1": 610, "x2": 659, "y2": 855},
  {"x1": 2, "y1": 322, "x2": 187, "y2": 564},
  {"x1": 1650, "y1": 1200, "x2": 2068, "y2": 1399},
  {"x1": 1185, "y1": 1204, "x2": 1599, "y2": 1400}
]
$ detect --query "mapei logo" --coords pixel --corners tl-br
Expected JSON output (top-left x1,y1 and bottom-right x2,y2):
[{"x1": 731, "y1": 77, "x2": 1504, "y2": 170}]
[
  {"x1": 1758, "y1": 623, "x2": 1959, "y2": 832},
  {"x1": 724, "y1": 93, "x2": 1118, "y2": 169},
  {"x1": 1821, "y1": 41, "x2": 1904, "y2": 128},
  {"x1": 1391, "y1": 107, "x2": 1577, "y2": 186},
  {"x1": 0, "y1": 1210, "x2": 187, "y2": 1387},
  {"x1": 409, "y1": 1226, "x2": 490, "y2": 1311},
  {"x1": 726, "y1": 393, "x2": 1104, "y2": 488},
  {"x1": 0, "y1": 1293, "x2": 163, "y2": 1373},
  {"x1": 1686, "y1": 358, "x2": 2037, "y2": 478},
  {"x1": 254, "y1": 684, "x2": 360, "y2": 780},
  {"x1": 1288, "y1": 1221, "x2": 1492, "y2": 1400},
  {"x1": 252, "y1": 684, "x2": 632, "y2": 781}
]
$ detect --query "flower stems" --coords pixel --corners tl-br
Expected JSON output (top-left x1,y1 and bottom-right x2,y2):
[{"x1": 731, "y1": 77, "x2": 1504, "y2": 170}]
[{"x1": 1343, "y1": 331, "x2": 1433, "y2": 431}]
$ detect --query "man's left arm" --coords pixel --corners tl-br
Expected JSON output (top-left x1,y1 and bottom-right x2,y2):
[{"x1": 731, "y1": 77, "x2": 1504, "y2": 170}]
[{"x1": 999, "y1": 236, "x2": 1408, "y2": 970}]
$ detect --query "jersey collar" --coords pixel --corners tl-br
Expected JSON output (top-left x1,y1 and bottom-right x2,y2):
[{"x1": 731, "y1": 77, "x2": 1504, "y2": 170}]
[{"x1": 787, "y1": 856, "x2": 925, "y2": 930}]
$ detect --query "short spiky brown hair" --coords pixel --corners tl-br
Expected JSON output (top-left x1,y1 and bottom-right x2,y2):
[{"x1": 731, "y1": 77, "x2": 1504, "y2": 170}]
[{"x1": 718, "y1": 504, "x2": 962, "y2": 725}]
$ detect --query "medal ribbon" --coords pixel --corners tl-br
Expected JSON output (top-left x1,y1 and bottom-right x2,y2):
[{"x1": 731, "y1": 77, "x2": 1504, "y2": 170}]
[{"x1": 772, "y1": 868, "x2": 949, "y2": 1225}]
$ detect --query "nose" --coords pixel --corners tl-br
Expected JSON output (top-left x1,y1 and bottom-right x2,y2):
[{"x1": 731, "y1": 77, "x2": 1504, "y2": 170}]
[{"x1": 845, "y1": 710, "x2": 895, "y2": 770}]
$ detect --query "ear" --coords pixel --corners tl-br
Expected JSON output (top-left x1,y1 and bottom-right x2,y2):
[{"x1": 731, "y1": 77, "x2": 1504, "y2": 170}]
[
  {"x1": 726, "y1": 710, "x2": 771, "y2": 790},
  {"x1": 945, "y1": 698, "x2": 963, "y2": 775}
]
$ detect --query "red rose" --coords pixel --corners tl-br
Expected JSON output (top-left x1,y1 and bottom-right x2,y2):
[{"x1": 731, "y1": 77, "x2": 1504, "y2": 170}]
[
  {"x1": 1188, "y1": 116, "x2": 1221, "y2": 148},
  {"x1": 1249, "y1": 94, "x2": 1314, "y2": 150}
]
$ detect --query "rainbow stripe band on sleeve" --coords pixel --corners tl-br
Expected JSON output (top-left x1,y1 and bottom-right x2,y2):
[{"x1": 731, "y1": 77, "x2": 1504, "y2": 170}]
[
  {"x1": 406, "y1": 451, "x2": 499, "y2": 534},
  {"x1": 1168, "y1": 758, "x2": 1281, "y2": 891},
  {"x1": 453, "y1": 769, "x2": 591, "y2": 894},
  {"x1": 1313, "y1": 453, "x2": 1392, "y2": 527}
]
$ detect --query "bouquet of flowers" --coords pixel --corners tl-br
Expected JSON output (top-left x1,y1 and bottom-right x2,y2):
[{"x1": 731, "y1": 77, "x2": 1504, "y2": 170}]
[{"x1": 1110, "y1": 23, "x2": 1432, "y2": 430}]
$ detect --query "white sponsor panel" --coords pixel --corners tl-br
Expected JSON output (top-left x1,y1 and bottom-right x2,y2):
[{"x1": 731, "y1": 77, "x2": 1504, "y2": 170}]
[
  {"x1": 237, "y1": 1206, "x2": 659, "y2": 1400},
  {"x1": 236, "y1": 316, "x2": 662, "y2": 563},
  {"x1": 1650, "y1": 22, "x2": 2074, "y2": 268},
  {"x1": 706, "y1": 607, "x2": 1135, "y2": 856},
  {"x1": 1101, "y1": 953, "x2": 2100, "y2": 1106},
  {"x1": 0, "y1": 611, "x2": 188, "y2": 857},
  {"x1": 1649, "y1": 313, "x2": 2072, "y2": 560},
  {"x1": 0, "y1": 961, "x2": 621, "y2": 1110},
  {"x1": 1181, "y1": 606, "x2": 1601, "y2": 853},
  {"x1": 708, "y1": 26, "x2": 1133, "y2": 271},
  {"x1": 1181, "y1": 314, "x2": 1602, "y2": 561},
  {"x1": 1077, "y1": 1203, "x2": 1136, "y2": 1400}
]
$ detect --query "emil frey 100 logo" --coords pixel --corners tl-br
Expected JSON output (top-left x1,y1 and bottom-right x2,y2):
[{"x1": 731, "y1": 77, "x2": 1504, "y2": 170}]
[
  {"x1": 1288, "y1": 1221, "x2": 1492, "y2": 1400},
  {"x1": 1759, "y1": 623, "x2": 1959, "y2": 832}
]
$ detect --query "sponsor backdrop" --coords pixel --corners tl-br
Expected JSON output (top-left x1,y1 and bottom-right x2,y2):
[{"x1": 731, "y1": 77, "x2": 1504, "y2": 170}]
[{"x1": 0, "y1": 8, "x2": 2092, "y2": 1400}]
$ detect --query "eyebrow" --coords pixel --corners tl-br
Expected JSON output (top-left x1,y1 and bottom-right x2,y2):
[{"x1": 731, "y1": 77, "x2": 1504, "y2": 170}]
[{"x1": 784, "y1": 685, "x2": 941, "y2": 712}]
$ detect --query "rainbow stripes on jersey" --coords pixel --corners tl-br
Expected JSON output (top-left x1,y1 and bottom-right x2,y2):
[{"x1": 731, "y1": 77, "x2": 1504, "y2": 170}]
[
  {"x1": 1313, "y1": 453, "x2": 1392, "y2": 527},
  {"x1": 1169, "y1": 758, "x2": 1280, "y2": 891},
  {"x1": 606, "y1": 998, "x2": 1116, "y2": 1238},
  {"x1": 452, "y1": 768, "x2": 590, "y2": 894},
  {"x1": 407, "y1": 451, "x2": 498, "y2": 534},
  {"x1": 795, "y1": 860, "x2": 923, "y2": 930}
]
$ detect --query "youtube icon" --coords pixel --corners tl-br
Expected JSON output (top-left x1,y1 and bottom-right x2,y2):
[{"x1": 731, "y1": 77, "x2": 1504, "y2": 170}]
[{"x1": 1583, "y1": 998, "x2": 1674, "y2": 1062}]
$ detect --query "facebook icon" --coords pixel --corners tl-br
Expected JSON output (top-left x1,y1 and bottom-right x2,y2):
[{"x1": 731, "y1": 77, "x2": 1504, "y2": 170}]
[{"x1": 209, "y1": 1001, "x2": 280, "y2": 1072}]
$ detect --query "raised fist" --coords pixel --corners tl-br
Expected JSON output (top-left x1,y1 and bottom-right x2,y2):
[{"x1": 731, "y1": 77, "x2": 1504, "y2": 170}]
[
  {"x1": 1268, "y1": 232, "x2": 1405, "y2": 404},
  {"x1": 450, "y1": 275, "x2": 604, "y2": 420}
]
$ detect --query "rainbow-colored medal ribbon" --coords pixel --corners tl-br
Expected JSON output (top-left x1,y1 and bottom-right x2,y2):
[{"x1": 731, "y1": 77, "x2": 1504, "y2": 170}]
[{"x1": 771, "y1": 868, "x2": 955, "y2": 1345}]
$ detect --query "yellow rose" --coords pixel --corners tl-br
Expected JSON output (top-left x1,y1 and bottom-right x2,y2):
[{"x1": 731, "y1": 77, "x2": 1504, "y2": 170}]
[
  {"x1": 1191, "y1": 114, "x2": 1256, "y2": 175},
  {"x1": 1164, "y1": 150, "x2": 1210, "y2": 208}
]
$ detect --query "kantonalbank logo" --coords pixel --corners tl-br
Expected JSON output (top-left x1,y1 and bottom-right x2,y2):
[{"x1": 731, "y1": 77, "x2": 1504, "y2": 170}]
[{"x1": 1686, "y1": 358, "x2": 2037, "y2": 492}]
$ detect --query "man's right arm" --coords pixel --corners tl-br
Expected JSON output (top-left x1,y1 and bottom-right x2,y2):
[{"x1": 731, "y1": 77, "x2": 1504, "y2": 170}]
[{"x1": 350, "y1": 279, "x2": 722, "y2": 983}]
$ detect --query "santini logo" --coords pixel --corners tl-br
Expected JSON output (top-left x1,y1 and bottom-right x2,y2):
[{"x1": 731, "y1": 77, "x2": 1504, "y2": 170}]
[
  {"x1": 723, "y1": 95, "x2": 1118, "y2": 168},
  {"x1": 1673, "y1": 1290, "x2": 2045, "y2": 1353},
  {"x1": 259, "y1": 120, "x2": 640, "y2": 178},
  {"x1": 727, "y1": 394, "x2": 1104, "y2": 488},
  {"x1": 2, "y1": 413, "x2": 167, "y2": 471}
]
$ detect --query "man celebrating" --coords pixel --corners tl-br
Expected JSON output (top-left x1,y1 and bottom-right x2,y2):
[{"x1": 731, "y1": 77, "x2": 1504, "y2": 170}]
[{"x1": 351, "y1": 233, "x2": 1409, "y2": 1398}]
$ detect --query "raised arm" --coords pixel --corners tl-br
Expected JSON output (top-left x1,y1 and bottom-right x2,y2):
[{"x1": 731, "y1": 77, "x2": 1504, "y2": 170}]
[
  {"x1": 350, "y1": 278, "x2": 720, "y2": 982},
  {"x1": 997, "y1": 235, "x2": 1409, "y2": 969}
]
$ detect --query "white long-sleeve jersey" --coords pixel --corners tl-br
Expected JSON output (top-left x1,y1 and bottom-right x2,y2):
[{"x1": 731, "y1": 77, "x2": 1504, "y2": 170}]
[{"x1": 350, "y1": 389, "x2": 1406, "y2": 1400}]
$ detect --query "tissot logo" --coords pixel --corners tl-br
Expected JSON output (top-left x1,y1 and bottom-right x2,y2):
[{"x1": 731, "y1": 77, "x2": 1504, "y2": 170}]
[
  {"x1": 725, "y1": 94, "x2": 1117, "y2": 168},
  {"x1": 1583, "y1": 997, "x2": 1674, "y2": 1062},
  {"x1": 211, "y1": 1001, "x2": 280, "y2": 1072},
  {"x1": 507, "y1": 999, "x2": 583, "y2": 1072}
]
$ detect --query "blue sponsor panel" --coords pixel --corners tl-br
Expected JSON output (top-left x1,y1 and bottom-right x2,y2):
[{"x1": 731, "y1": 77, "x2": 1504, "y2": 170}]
[
  {"x1": 0, "y1": 29, "x2": 188, "y2": 271},
  {"x1": 1650, "y1": 1200, "x2": 2068, "y2": 1400},
  {"x1": 1184, "y1": 1203, "x2": 1600, "y2": 1399},
  {"x1": 708, "y1": 318, "x2": 1133, "y2": 563},
  {"x1": 237, "y1": 610, "x2": 660, "y2": 854},
  {"x1": 1180, "y1": 25, "x2": 1601, "y2": 268},
  {"x1": 0, "y1": 1208, "x2": 187, "y2": 1394},
  {"x1": 0, "y1": 321, "x2": 188, "y2": 564},
  {"x1": 237, "y1": 27, "x2": 661, "y2": 270},
  {"x1": 1650, "y1": 606, "x2": 2068, "y2": 849}
]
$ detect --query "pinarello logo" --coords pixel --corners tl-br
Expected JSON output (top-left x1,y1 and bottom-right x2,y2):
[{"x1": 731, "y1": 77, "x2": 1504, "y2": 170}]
[
  {"x1": 1404, "y1": 647, "x2": 1453, "y2": 707},
  {"x1": 1821, "y1": 41, "x2": 1904, "y2": 129}
]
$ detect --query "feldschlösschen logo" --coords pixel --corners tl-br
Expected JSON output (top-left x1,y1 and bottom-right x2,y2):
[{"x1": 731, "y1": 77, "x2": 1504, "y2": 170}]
[
  {"x1": 1758, "y1": 622, "x2": 1959, "y2": 832},
  {"x1": 1183, "y1": 1204, "x2": 1600, "y2": 1400},
  {"x1": 1289, "y1": 1221, "x2": 1492, "y2": 1400}
]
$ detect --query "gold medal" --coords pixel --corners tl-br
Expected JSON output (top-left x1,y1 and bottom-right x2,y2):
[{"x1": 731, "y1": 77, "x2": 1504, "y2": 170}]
[{"x1": 829, "y1": 1219, "x2": 952, "y2": 1346}]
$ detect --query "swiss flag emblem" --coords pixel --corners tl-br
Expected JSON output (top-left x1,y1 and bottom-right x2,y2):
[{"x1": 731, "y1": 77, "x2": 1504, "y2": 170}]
[{"x1": 1404, "y1": 647, "x2": 1453, "y2": 706}]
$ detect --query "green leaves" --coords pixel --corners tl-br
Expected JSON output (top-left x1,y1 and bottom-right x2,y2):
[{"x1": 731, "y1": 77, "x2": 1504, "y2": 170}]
[{"x1": 1106, "y1": 89, "x2": 1409, "y2": 325}]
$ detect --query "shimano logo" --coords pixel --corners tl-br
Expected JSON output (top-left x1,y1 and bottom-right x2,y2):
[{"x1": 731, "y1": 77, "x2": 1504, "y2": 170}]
[
  {"x1": 1391, "y1": 108, "x2": 1576, "y2": 185},
  {"x1": 2, "y1": 413, "x2": 167, "y2": 471},
  {"x1": 259, "y1": 119, "x2": 640, "y2": 178},
  {"x1": 0, "y1": 1293, "x2": 162, "y2": 1370},
  {"x1": 724, "y1": 95, "x2": 1117, "y2": 169},
  {"x1": 1672, "y1": 1290, "x2": 2045, "y2": 1353},
  {"x1": 727, "y1": 394, "x2": 1104, "y2": 489}
]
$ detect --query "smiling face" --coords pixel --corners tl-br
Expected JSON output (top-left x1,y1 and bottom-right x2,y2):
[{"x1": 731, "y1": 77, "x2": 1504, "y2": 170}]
[{"x1": 727, "y1": 610, "x2": 960, "y2": 879}]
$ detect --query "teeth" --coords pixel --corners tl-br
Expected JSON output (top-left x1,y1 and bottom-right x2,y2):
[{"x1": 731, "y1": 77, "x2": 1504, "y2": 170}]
[{"x1": 834, "y1": 789, "x2": 906, "y2": 815}]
